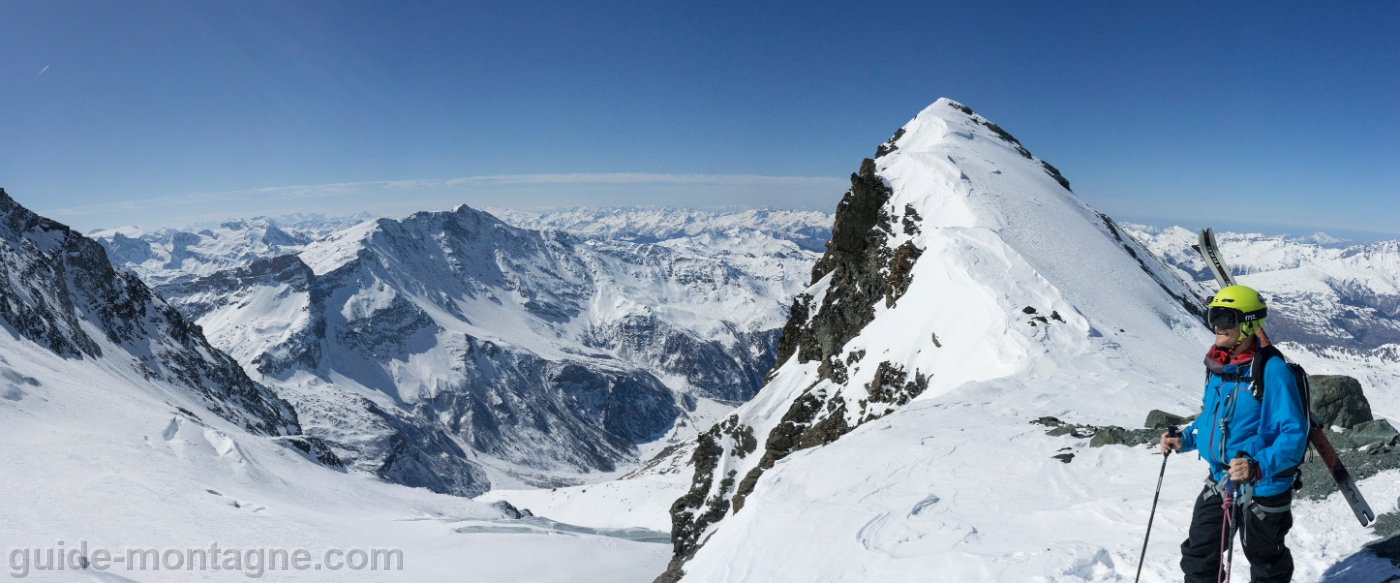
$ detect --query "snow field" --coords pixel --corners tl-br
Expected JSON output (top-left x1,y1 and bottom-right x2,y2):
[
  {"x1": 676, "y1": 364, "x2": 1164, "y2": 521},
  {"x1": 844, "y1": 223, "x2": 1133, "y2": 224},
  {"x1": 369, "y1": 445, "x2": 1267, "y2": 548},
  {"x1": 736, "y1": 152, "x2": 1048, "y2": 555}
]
[{"x1": 0, "y1": 330, "x2": 669, "y2": 583}]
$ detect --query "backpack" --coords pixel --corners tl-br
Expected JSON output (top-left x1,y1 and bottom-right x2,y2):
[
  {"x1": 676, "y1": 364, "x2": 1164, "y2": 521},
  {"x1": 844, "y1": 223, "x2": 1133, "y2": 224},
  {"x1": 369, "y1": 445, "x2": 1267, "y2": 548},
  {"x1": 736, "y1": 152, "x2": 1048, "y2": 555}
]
[{"x1": 1248, "y1": 344, "x2": 1314, "y2": 490}]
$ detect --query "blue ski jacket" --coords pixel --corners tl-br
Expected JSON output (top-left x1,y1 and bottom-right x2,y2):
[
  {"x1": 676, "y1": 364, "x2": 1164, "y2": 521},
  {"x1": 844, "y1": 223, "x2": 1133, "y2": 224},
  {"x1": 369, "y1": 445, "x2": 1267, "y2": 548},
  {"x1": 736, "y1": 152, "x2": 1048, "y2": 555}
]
[{"x1": 1178, "y1": 352, "x2": 1309, "y2": 497}]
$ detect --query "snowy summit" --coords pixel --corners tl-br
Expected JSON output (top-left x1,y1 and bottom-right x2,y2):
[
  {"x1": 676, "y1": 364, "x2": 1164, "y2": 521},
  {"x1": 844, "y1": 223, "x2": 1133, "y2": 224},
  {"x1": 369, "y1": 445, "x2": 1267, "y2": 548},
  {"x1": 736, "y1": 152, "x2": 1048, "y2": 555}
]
[{"x1": 655, "y1": 99, "x2": 1399, "y2": 582}]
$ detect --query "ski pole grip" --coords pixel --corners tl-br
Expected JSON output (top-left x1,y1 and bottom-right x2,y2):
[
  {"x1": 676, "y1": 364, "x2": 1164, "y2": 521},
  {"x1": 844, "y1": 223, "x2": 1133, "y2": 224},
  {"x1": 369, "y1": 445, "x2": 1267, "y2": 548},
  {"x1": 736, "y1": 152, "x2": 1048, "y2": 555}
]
[{"x1": 1161, "y1": 425, "x2": 1180, "y2": 456}]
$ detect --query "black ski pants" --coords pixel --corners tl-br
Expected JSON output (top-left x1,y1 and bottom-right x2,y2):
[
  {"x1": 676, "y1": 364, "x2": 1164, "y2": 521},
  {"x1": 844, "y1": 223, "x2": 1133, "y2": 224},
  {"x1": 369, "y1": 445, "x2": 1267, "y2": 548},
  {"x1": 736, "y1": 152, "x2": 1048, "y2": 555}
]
[{"x1": 1180, "y1": 484, "x2": 1294, "y2": 583}]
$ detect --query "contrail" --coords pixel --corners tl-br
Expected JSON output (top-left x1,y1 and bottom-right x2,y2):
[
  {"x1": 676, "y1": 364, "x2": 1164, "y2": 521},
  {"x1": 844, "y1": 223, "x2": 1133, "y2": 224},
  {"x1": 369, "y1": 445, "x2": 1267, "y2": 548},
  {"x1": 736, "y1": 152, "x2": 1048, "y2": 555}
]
[{"x1": 36, "y1": 65, "x2": 49, "y2": 77}]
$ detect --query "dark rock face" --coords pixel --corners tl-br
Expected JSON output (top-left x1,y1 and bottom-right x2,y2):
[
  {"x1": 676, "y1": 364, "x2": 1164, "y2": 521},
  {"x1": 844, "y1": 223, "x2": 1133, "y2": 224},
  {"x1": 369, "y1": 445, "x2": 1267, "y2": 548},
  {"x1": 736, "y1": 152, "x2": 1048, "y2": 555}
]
[
  {"x1": 874, "y1": 127, "x2": 905, "y2": 159},
  {"x1": 859, "y1": 361, "x2": 927, "y2": 421},
  {"x1": 801, "y1": 159, "x2": 897, "y2": 369},
  {"x1": 1344, "y1": 419, "x2": 1399, "y2": 450},
  {"x1": 367, "y1": 401, "x2": 491, "y2": 497},
  {"x1": 662, "y1": 151, "x2": 935, "y2": 582},
  {"x1": 1296, "y1": 428, "x2": 1400, "y2": 500},
  {"x1": 593, "y1": 314, "x2": 779, "y2": 404},
  {"x1": 157, "y1": 255, "x2": 315, "y2": 322},
  {"x1": 0, "y1": 189, "x2": 300, "y2": 437},
  {"x1": 284, "y1": 436, "x2": 343, "y2": 467},
  {"x1": 1308, "y1": 375, "x2": 1373, "y2": 429},
  {"x1": 659, "y1": 418, "x2": 742, "y2": 583},
  {"x1": 775, "y1": 158, "x2": 923, "y2": 386}
]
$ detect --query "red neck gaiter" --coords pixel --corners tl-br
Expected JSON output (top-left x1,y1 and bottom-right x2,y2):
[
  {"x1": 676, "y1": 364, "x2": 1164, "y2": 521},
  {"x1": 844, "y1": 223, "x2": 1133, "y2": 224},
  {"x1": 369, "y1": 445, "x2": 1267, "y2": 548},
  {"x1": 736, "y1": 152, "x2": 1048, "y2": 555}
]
[{"x1": 1207, "y1": 337, "x2": 1257, "y2": 366}]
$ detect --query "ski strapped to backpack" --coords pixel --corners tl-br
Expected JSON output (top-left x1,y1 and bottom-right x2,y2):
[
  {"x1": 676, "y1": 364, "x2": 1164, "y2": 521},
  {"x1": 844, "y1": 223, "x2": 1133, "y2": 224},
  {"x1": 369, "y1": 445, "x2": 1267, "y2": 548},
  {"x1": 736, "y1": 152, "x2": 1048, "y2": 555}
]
[
  {"x1": 1248, "y1": 344, "x2": 1375, "y2": 526},
  {"x1": 1195, "y1": 228, "x2": 1376, "y2": 527}
]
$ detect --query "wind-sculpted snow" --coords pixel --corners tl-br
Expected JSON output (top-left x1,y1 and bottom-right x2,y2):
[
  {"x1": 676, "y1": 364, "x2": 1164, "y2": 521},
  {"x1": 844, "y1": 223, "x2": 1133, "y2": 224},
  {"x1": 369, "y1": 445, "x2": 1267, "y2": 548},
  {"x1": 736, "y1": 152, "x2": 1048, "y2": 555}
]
[
  {"x1": 152, "y1": 204, "x2": 818, "y2": 494},
  {"x1": 0, "y1": 188, "x2": 301, "y2": 437},
  {"x1": 1126, "y1": 225, "x2": 1400, "y2": 349},
  {"x1": 655, "y1": 100, "x2": 1400, "y2": 583}
]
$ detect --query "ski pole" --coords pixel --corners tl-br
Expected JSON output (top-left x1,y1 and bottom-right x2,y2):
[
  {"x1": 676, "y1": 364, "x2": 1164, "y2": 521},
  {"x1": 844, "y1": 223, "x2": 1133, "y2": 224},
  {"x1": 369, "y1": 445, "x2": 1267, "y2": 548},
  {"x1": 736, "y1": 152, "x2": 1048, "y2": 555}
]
[
  {"x1": 1134, "y1": 425, "x2": 1179, "y2": 583},
  {"x1": 1219, "y1": 451, "x2": 1248, "y2": 583},
  {"x1": 1219, "y1": 479, "x2": 1234, "y2": 583}
]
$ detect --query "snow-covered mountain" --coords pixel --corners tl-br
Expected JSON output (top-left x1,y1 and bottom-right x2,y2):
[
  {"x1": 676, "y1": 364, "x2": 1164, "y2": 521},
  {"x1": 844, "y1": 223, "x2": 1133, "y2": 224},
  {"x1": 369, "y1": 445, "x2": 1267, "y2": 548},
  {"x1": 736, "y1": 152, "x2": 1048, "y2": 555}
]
[
  {"x1": 91, "y1": 218, "x2": 312, "y2": 286},
  {"x1": 89, "y1": 212, "x2": 379, "y2": 287},
  {"x1": 135, "y1": 206, "x2": 818, "y2": 494},
  {"x1": 651, "y1": 100, "x2": 1400, "y2": 582},
  {"x1": 253, "y1": 211, "x2": 378, "y2": 239},
  {"x1": 488, "y1": 207, "x2": 833, "y2": 252},
  {"x1": 1124, "y1": 225, "x2": 1400, "y2": 349}
]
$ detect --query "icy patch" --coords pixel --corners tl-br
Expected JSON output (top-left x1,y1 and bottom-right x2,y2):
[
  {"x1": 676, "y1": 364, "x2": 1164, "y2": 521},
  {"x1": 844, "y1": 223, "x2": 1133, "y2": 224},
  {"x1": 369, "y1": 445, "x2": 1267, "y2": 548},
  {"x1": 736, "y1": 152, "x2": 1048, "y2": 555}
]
[{"x1": 451, "y1": 516, "x2": 670, "y2": 544}]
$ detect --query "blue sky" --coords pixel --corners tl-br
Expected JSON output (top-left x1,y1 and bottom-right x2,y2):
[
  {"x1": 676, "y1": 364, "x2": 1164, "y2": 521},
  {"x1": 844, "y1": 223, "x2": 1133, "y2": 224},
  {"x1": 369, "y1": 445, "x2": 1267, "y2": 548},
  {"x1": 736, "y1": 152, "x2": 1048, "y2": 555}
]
[{"x1": 1, "y1": 1, "x2": 1396, "y2": 239}]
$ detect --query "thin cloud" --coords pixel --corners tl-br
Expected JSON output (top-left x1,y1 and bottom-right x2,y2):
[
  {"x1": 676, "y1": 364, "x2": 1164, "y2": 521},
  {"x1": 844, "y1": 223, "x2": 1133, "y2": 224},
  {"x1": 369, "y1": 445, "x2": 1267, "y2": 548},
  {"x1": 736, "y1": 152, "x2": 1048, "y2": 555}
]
[
  {"x1": 36, "y1": 65, "x2": 49, "y2": 77},
  {"x1": 445, "y1": 173, "x2": 844, "y2": 187}
]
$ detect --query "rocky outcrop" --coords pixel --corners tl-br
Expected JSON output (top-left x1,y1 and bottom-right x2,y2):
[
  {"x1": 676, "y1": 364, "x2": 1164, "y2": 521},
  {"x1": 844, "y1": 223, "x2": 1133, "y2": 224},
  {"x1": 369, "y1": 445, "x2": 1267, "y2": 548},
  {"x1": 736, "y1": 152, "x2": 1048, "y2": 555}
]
[
  {"x1": 772, "y1": 158, "x2": 925, "y2": 389},
  {"x1": 1039, "y1": 376, "x2": 1400, "y2": 490},
  {"x1": 1309, "y1": 375, "x2": 1373, "y2": 429}
]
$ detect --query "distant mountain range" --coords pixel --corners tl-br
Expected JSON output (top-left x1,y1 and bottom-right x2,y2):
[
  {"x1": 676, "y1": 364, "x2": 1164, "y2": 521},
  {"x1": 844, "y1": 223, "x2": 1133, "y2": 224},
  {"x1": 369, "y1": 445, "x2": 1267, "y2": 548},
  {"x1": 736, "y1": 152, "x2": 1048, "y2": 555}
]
[
  {"x1": 1125, "y1": 225, "x2": 1400, "y2": 349},
  {"x1": 91, "y1": 206, "x2": 831, "y2": 493}
]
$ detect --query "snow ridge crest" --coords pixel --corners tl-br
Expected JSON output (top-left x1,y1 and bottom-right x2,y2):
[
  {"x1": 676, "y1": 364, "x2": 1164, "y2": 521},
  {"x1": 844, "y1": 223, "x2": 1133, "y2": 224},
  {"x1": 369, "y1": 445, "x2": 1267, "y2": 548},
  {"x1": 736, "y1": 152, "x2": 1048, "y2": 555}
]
[{"x1": 658, "y1": 99, "x2": 1212, "y2": 582}]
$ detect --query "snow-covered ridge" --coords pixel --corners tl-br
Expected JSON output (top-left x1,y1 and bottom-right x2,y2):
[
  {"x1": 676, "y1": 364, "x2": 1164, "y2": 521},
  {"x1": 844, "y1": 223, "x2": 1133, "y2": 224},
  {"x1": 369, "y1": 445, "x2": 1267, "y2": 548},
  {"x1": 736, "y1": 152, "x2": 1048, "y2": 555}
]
[{"x1": 657, "y1": 99, "x2": 1400, "y2": 582}]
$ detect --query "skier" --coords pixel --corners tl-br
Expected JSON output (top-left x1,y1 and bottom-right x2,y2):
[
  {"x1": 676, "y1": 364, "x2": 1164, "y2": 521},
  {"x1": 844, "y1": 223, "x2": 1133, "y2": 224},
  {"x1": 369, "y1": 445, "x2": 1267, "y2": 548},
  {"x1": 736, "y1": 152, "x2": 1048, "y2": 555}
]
[{"x1": 1159, "y1": 285, "x2": 1309, "y2": 583}]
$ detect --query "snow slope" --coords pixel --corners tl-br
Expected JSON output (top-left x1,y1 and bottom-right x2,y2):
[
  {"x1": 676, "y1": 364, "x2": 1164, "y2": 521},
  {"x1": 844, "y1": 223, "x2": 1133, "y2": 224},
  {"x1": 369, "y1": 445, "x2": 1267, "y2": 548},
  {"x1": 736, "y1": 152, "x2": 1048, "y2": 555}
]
[
  {"x1": 0, "y1": 328, "x2": 672, "y2": 583},
  {"x1": 659, "y1": 100, "x2": 1400, "y2": 583}
]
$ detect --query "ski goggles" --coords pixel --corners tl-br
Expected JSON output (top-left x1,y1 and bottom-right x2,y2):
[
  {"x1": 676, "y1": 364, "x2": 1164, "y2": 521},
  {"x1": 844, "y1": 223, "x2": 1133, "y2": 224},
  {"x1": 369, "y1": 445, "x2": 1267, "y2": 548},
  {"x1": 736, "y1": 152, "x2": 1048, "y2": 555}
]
[{"x1": 1206, "y1": 306, "x2": 1265, "y2": 331}]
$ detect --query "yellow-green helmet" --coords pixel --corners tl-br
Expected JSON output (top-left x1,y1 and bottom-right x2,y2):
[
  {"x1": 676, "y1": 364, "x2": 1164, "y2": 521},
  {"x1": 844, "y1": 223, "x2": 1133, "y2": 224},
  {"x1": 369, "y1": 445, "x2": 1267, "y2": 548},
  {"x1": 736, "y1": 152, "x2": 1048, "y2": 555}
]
[{"x1": 1207, "y1": 285, "x2": 1267, "y2": 339}]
